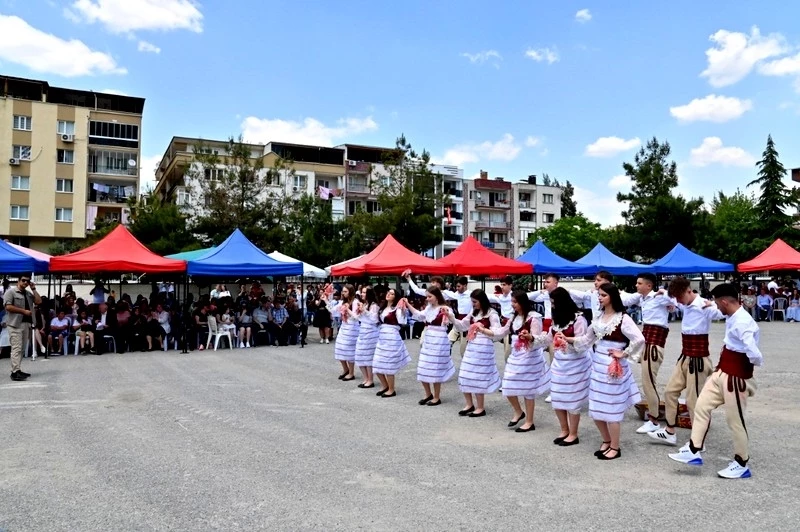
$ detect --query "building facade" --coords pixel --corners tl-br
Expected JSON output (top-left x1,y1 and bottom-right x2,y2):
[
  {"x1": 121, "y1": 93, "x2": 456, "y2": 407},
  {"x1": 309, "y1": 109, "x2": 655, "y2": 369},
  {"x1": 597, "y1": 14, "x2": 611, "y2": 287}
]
[
  {"x1": 433, "y1": 164, "x2": 464, "y2": 259},
  {"x1": 1, "y1": 75, "x2": 144, "y2": 251},
  {"x1": 511, "y1": 175, "x2": 563, "y2": 257}
]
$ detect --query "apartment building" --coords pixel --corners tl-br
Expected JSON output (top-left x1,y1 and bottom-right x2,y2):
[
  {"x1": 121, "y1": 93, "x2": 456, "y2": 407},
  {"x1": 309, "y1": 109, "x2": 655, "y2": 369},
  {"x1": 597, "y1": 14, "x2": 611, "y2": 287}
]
[
  {"x1": 434, "y1": 164, "x2": 465, "y2": 259},
  {"x1": 464, "y1": 171, "x2": 514, "y2": 258},
  {"x1": 512, "y1": 175, "x2": 562, "y2": 257},
  {"x1": 1, "y1": 75, "x2": 144, "y2": 251}
]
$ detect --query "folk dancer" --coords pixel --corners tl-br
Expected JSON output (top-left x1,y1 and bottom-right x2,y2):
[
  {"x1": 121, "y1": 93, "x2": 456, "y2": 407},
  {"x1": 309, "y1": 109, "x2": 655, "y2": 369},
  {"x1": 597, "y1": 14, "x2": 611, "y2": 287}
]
[
  {"x1": 559, "y1": 283, "x2": 645, "y2": 460},
  {"x1": 372, "y1": 289, "x2": 411, "y2": 398},
  {"x1": 669, "y1": 283, "x2": 762, "y2": 479},
  {"x1": 487, "y1": 276, "x2": 516, "y2": 358},
  {"x1": 568, "y1": 270, "x2": 615, "y2": 323},
  {"x1": 489, "y1": 291, "x2": 550, "y2": 433},
  {"x1": 546, "y1": 287, "x2": 593, "y2": 447},
  {"x1": 333, "y1": 284, "x2": 360, "y2": 382},
  {"x1": 404, "y1": 287, "x2": 456, "y2": 406},
  {"x1": 450, "y1": 289, "x2": 502, "y2": 417},
  {"x1": 404, "y1": 271, "x2": 471, "y2": 355},
  {"x1": 354, "y1": 287, "x2": 381, "y2": 389},
  {"x1": 648, "y1": 276, "x2": 724, "y2": 445}
]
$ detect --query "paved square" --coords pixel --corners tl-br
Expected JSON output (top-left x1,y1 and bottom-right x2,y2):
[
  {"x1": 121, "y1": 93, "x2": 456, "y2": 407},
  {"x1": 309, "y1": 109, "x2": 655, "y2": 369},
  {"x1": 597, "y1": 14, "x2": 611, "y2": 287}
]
[{"x1": 1, "y1": 322, "x2": 798, "y2": 531}]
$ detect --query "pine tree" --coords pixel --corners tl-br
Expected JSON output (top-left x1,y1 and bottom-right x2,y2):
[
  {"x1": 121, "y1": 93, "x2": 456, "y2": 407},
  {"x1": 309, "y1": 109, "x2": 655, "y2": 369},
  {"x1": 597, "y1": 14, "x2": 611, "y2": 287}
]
[{"x1": 748, "y1": 135, "x2": 799, "y2": 240}]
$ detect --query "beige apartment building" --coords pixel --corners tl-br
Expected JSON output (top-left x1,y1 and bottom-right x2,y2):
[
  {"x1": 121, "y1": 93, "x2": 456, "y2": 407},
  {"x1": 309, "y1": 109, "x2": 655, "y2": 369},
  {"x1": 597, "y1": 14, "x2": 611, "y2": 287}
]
[{"x1": 1, "y1": 75, "x2": 144, "y2": 251}]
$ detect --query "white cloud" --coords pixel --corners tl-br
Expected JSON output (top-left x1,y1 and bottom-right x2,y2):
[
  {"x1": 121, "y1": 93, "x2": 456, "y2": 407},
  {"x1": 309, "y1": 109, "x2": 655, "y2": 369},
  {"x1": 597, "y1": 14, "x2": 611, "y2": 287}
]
[
  {"x1": 759, "y1": 51, "x2": 800, "y2": 76},
  {"x1": 669, "y1": 94, "x2": 753, "y2": 123},
  {"x1": 436, "y1": 134, "x2": 522, "y2": 166},
  {"x1": 525, "y1": 47, "x2": 559, "y2": 64},
  {"x1": 575, "y1": 9, "x2": 592, "y2": 23},
  {"x1": 0, "y1": 14, "x2": 126, "y2": 76},
  {"x1": 584, "y1": 136, "x2": 641, "y2": 157},
  {"x1": 139, "y1": 154, "x2": 162, "y2": 193},
  {"x1": 689, "y1": 137, "x2": 756, "y2": 167},
  {"x1": 701, "y1": 26, "x2": 788, "y2": 87},
  {"x1": 608, "y1": 174, "x2": 632, "y2": 189},
  {"x1": 100, "y1": 89, "x2": 128, "y2": 95},
  {"x1": 461, "y1": 50, "x2": 502, "y2": 68},
  {"x1": 137, "y1": 40, "x2": 161, "y2": 54},
  {"x1": 573, "y1": 185, "x2": 626, "y2": 227},
  {"x1": 241, "y1": 115, "x2": 378, "y2": 146},
  {"x1": 525, "y1": 136, "x2": 541, "y2": 147},
  {"x1": 66, "y1": 0, "x2": 203, "y2": 34}
]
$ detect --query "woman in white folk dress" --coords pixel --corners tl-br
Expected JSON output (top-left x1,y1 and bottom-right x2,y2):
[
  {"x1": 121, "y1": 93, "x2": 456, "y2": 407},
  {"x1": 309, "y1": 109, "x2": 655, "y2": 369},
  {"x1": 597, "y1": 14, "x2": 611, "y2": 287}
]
[
  {"x1": 546, "y1": 287, "x2": 593, "y2": 447},
  {"x1": 403, "y1": 287, "x2": 456, "y2": 406},
  {"x1": 483, "y1": 291, "x2": 550, "y2": 432},
  {"x1": 450, "y1": 289, "x2": 502, "y2": 418},
  {"x1": 372, "y1": 288, "x2": 411, "y2": 398},
  {"x1": 333, "y1": 284, "x2": 360, "y2": 382},
  {"x1": 354, "y1": 287, "x2": 380, "y2": 389},
  {"x1": 558, "y1": 282, "x2": 644, "y2": 460}
]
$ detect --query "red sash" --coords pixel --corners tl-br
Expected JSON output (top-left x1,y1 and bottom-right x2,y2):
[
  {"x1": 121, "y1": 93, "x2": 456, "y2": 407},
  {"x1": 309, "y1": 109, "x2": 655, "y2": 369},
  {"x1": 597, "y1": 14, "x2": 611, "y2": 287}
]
[
  {"x1": 681, "y1": 334, "x2": 709, "y2": 358},
  {"x1": 717, "y1": 347, "x2": 754, "y2": 379},
  {"x1": 642, "y1": 324, "x2": 669, "y2": 348}
]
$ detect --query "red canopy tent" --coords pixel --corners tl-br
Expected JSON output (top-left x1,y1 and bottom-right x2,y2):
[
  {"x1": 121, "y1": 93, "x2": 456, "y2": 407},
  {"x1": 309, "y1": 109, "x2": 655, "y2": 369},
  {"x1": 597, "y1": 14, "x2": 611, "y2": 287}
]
[
  {"x1": 49, "y1": 225, "x2": 186, "y2": 273},
  {"x1": 330, "y1": 235, "x2": 452, "y2": 276},
  {"x1": 737, "y1": 239, "x2": 800, "y2": 272},
  {"x1": 437, "y1": 236, "x2": 533, "y2": 276}
]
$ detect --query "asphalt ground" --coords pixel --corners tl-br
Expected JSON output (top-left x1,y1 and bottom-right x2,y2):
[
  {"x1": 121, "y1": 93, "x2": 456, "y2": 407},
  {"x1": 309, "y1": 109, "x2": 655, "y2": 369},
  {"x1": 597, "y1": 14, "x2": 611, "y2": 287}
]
[{"x1": 1, "y1": 321, "x2": 798, "y2": 531}]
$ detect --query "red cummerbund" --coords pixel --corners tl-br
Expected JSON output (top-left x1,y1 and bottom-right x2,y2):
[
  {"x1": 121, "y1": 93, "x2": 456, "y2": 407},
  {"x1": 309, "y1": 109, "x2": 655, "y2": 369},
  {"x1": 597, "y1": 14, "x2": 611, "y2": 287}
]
[
  {"x1": 717, "y1": 347, "x2": 754, "y2": 379},
  {"x1": 681, "y1": 334, "x2": 709, "y2": 358},
  {"x1": 643, "y1": 324, "x2": 669, "y2": 348},
  {"x1": 542, "y1": 318, "x2": 552, "y2": 333}
]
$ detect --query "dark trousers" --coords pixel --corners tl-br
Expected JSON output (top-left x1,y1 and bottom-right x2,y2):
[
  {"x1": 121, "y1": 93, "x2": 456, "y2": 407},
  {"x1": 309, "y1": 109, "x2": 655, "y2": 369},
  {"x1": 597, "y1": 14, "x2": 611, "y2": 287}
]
[{"x1": 268, "y1": 323, "x2": 287, "y2": 346}]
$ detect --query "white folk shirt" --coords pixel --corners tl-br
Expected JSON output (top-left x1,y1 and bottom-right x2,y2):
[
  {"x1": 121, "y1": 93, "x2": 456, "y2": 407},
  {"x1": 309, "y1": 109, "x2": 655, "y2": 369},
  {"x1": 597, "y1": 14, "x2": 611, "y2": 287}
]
[
  {"x1": 679, "y1": 296, "x2": 723, "y2": 335},
  {"x1": 723, "y1": 306, "x2": 763, "y2": 366},
  {"x1": 623, "y1": 291, "x2": 674, "y2": 328},
  {"x1": 528, "y1": 290, "x2": 552, "y2": 319},
  {"x1": 568, "y1": 289, "x2": 602, "y2": 321},
  {"x1": 488, "y1": 292, "x2": 514, "y2": 320},
  {"x1": 407, "y1": 278, "x2": 472, "y2": 315}
]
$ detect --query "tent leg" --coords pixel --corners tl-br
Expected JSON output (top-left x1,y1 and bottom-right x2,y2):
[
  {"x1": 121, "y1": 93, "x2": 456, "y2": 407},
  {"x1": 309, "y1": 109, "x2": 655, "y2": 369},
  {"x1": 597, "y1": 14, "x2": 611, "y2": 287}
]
[{"x1": 47, "y1": 274, "x2": 52, "y2": 299}]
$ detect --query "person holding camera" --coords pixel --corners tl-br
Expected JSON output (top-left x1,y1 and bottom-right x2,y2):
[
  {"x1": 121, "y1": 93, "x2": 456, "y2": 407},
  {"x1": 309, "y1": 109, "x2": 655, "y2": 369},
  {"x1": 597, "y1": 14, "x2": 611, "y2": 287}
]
[{"x1": 3, "y1": 276, "x2": 42, "y2": 381}]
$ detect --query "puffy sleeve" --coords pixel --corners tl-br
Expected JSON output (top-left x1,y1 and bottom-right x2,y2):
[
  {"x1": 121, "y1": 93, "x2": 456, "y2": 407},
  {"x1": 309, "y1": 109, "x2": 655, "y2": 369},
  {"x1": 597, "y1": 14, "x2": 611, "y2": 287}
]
[
  {"x1": 395, "y1": 307, "x2": 407, "y2": 325},
  {"x1": 451, "y1": 312, "x2": 472, "y2": 332},
  {"x1": 620, "y1": 314, "x2": 645, "y2": 361},
  {"x1": 440, "y1": 289, "x2": 457, "y2": 301},
  {"x1": 488, "y1": 311, "x2": 501, "y2": 330},
  {"x1": 490, "y1": 316, "x2": 513, "y2": 339},
  {"x1": 357, "y1": 303, "x2": 380, "y2": 325},
  {"x1": 407, "y1": 304, "x2": 424, "y2": 320},
  {"x1": 528, "y1": 290, "x2": 547, "y2": 303},
  {"x1": 406, "y1": 277, "x2": 426, "y2": 297},
  {"x1": 703, "y1": 301, "x2": 725, "y2": 321},
  {"x1": 572, "y1": 321, "x2": 598, "y2": 353},
  {"x1": 528, "y1": 313, "x2": 550, "y2": 349}
]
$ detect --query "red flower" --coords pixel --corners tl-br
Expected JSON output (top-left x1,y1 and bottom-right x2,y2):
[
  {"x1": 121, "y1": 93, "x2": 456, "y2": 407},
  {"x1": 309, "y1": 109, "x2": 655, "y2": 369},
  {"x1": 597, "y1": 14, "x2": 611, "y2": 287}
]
[{"x1": 608, "y1": 358, "x2": 624, "y2": 380}]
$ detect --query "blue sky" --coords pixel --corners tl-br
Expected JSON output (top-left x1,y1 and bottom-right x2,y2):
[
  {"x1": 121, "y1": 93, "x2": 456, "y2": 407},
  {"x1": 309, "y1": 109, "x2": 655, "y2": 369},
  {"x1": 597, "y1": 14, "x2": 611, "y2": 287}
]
[{"x1": 2, "y1": 1, "x2": 800, "y2": 226}]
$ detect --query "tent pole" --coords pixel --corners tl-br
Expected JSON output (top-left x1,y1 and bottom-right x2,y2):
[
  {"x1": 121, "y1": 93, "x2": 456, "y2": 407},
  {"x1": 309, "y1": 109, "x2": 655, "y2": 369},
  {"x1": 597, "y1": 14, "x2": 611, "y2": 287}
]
[{"x1": 47, "y1": 274, "x2": 52, "y2": 299}]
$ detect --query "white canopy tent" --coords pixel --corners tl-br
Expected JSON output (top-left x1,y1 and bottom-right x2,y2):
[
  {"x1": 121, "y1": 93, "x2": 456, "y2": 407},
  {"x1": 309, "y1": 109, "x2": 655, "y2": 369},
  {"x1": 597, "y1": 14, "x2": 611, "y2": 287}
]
[
  {"x1": 325, "y1": 255, "x2": 363, "y2": 276},
  {"x1": 268, "y1": 251, "x2": 328, "y2": 279}
]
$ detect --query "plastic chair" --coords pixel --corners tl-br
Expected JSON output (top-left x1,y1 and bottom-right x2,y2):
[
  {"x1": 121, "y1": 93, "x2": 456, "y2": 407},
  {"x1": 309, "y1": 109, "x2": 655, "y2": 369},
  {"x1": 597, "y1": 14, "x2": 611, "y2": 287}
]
[
  {"x1": 206, "y1": 316, "x2": 232, "y2": 351},
  {"x1": 773, "y1": 297, "x2": 788, "y2": 322},
  {"x1": 103, "y1": 334, "x2": 117, "y2": 353}
]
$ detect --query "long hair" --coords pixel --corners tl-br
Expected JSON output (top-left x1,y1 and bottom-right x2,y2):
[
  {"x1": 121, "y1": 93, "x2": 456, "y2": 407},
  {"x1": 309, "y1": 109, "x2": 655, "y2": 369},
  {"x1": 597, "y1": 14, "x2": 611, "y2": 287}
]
[
  {"x1": 363, "y1": 287, "x2": 378, "y2": 308},
  {"x1": 598, "y1": 282, "x2": 625, "y2": 313},
  {"x1": 470, "y1": 289, "x2": 491, "y2": 317},
  {"x1": 427, "y1": 286, "x2": 446, "y2": 306},
  {"x1": 550, "y1": 287, "x2": 579, "y2": 327},
  {"x1": 380, "y1": 288, "x2": 397, "y2": 313},
  {"x1": 511, "y1": 290, "x2": 532, "y2": 318},
  {"x1": 342, "y1": 284, "x2": 356, "y2": 305}
]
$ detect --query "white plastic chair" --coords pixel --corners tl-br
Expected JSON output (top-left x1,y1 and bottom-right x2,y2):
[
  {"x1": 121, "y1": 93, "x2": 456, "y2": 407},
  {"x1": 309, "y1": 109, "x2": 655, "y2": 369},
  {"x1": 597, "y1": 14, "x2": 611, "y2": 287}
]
[
  {"x1": 773, "y1": 297, "x2": 788, "y2": 322},
  {"x1": 206, "y1": 315, "x2": 232, "y2": 351}
]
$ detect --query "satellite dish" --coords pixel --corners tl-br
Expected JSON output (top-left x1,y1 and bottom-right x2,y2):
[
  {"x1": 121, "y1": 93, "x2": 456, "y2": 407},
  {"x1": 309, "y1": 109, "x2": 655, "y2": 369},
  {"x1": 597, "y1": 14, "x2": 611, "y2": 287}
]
[{"x1": 128, "y1": 159, "x2": 136, "y2": 167}]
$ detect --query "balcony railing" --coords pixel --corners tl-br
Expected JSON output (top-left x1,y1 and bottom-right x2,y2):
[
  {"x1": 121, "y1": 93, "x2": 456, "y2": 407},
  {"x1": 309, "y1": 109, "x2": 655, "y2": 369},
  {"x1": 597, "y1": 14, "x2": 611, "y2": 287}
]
[
  {"x1": 444, "y1": 188, "x2": 463, "y2": 197},
  {"x1": 443, "y1": 233, "x2": 463, "y2": 242},
  {"x1": 476, "y1": 199, "x2": 510, "y2": 209},
  {"x1": 481, "y1": 241, "x2": 510, "y2": 250},
  {"x1": 88, "y1": 183, "x2": 136, "y2": 204},
  {"x1": 347, "y1": 183, "x2": 370, "y2": 194},
  {"x1": 519, "y1": 201, "x2": 536, "y2": 209},
  {"x1": 475, "y1": 221, "x2": 511, "y2": 230},
  {"x1": 88, "y1": 164, "x2": 137, "y2": 177}
]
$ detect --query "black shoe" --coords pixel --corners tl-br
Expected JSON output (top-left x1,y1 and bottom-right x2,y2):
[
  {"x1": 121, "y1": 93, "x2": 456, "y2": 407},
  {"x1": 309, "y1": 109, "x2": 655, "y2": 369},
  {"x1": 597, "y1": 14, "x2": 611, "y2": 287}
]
[
  {"x1": 18, "y1": 370, "x2": 30, "y2": 378},
  {"x1": 338, "y1": 372, "x2": 348, "y2": 380},
  {"x1": 357, "y1": 383, "x2": 375, "y2": 389},
  {"x1": 341, "y1": 375, "x2": 355, "y2": 382},
  {"x1": 597, "y1": 448, "x2": 621, "y2": 460},
  {"x1": 418, "y1": 395, "x2": 433, "y2": 405},
  {"x1": 515, "y1": 424, "x2": 535, "y2": 433},
  {"x1": 508, "y1": 412, "x2": 525, "y2": 427},
  {"x1": 594, "y1": 441, "x2": 611, "y2": 457},
  {"x1": 381, "y1": 391, "x2": 396, "y2": 398},
  {"x1": 468, "y1": 410, "x2": 486, "y2": 418},
  {"x1": 427, "y1": 399, "x2": 442, "y2": 406},
  {"x1": 553, "y1": 436, "x2": 568, "y2": 445},
  {"x1": 559, "y1": 437, "x2": 580, "y2": 447},
  {"x1": 376, "y1": 388, "x2": 389, "y2": 396},
  {"x1": 458, "y1": 406, "x2": 475, "y2": 416},
  {"x1": 10, "y1": 371, "x2": 27, "y2": 381}
]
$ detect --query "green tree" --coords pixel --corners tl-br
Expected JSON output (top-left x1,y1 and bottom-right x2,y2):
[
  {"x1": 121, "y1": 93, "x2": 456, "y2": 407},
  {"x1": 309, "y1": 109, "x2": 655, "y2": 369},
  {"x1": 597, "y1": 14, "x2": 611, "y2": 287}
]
[
  {"x1": 527, "y1": 215, "x2": 605, "y2": 261},
  {"x1": 616, "y1": 137, "x2": 705, "y2": 261},
  {"x1": 351, "y1": 135, "x2": 448, "y2": 254},
  {"x1": 47, "y1": 239, "x2": 83, "y2": 256},
  {"x1": 748, "y1": 135, "x2": 800, "y2": 241},
  {"x1": 561, "y1": 180, "x2": 578, "y2": 218},
  {"x1": 697, "y1": 190, "x2": 761, "y2": 265},
  {"x1": 128, "y1": 195, "x2": 198, "y2": 255}
]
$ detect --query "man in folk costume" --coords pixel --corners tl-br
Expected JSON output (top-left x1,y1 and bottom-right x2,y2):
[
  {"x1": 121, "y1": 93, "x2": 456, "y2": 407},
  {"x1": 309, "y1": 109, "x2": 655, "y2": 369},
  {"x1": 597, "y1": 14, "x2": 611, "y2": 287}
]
[
  {"x1": 568, "y1": 270, "x2": 615, "y2": 323},
  {"x1": 403, "y1": 271, "x2": 471, "y2": 355},
  {"x1": 669, "y1": 283, "x2": 762, "y2": 479},
  {"x1": 623, "y1": 273, "x2": 675, "y2": 435},
  {"x1": 648, "y1": 277, "x2": 723, "y2": 446},
  {"x1": 488, "y1": 276, "x2": 515, "y2": 358}
]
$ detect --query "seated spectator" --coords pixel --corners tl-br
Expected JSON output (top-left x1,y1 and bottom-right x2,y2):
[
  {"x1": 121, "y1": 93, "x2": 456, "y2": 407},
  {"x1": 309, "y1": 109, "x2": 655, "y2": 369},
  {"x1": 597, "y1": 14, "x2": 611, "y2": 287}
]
[
  {"x1": 785, "y1": 289, "x2": 800, "y2": 322},
  {"x1": 74, "y1": 309, "x2": 95, "y2": 354},
  {"x1": 741, "y1": 288, "x2": 757, "y2": 319},
  {"x1": 251, "y1": 298, "x2": 272, "y2": 346},
  {"x1": 237, "y1": 302, "x2": 254, "y2": 348},
  {"x1": 249, "y1": 281, "x2": 265, "y2": 301},
  {"x1": 115, "y1": 302, "x2": 132, "y2": 353},
  {"x1": 269, "y1": 299, "x2": 289, "y2": 346},
  {"x1": 49, "y1": 310, "x2": 70, "y2": 355},
  {"x1": 145, "y1": 304, "x2": 170, "y2": 351},
  {"x1": 217, "y1": 304, "x2": 237, "y2": 335},
  {"x1": 756, "y1": 288, "x2": 773, "y2": 322},
  {"x1": 192, "y1": 302, "x2": 210, "y2": 350},
  {"x1": 285, "y1": 296, "x2": 307, "y2": 346},
  {"x1": 94, "y1": 302, "x2": 116, "y2": 355}
]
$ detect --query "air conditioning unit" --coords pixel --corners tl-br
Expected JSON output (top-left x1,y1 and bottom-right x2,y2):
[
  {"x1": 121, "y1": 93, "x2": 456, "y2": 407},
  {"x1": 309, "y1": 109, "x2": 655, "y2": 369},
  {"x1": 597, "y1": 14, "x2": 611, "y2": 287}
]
[
  {"x1": 61, "y1": 134, "x2": 74, "y2": 143},
  {"x1": 9, "y1": 158, "x2": 20, "y2": 166},
  {"x1": 292, "y1": 186, "x2": 300, "y2": 192},
  {"x1": 348, "y1": 160, "x2": 357, "y2": 167}
]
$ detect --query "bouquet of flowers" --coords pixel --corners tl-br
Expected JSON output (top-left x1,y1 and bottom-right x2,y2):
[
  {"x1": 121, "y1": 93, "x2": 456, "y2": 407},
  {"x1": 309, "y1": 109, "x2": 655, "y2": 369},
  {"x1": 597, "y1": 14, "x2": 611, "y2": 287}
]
[
  {"x1": 513, "y1": 333, "x2": 531, "y2": 351},
  {"x1": 396, "y1": 299, "x2": 407, "y2": 310},
  {"x1": 340, "y1": 305, "x2": 350, "y2": 321},
  {"x1": 607, "y1": 357, "x2": 624, "y2": 380}
]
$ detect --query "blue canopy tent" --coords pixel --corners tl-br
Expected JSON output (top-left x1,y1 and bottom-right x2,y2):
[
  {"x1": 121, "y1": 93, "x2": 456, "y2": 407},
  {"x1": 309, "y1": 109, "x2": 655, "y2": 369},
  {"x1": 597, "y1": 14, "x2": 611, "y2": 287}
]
[
  {"x1": 575, "y1": 243, "x2": 649, "y2": 276},
  {"x1": 186, "y1": 229, "x2": 303, "y2": 277},
  {"x1": 166, "y1": 247, "x2": 216, "y2": 261},
  {"x1": 517, "y1": 240, "x2": 596, "y2": 275},
  {"x1": 0, "y1": 239, "x2": 49, "y2": 273},
  {"x1": 650, "y1": 244, "x2": 734, "y2": 274}
]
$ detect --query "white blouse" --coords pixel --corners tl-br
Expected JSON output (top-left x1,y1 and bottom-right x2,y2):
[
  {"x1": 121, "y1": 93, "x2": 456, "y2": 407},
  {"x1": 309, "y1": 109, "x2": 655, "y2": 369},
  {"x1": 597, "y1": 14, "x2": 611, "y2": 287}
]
[
  {"x1": 451, "y1": 309, "x2": 501, "y2": 334},
  {"x1": 573, "y1": 312, "x2": 644, "y2": 361},
  {"x1": 356, "y1": 302, "x2": 380, "y2": 326},
  {"x1": 380, "y1": 306, "x2": 407, "y2": 325}
]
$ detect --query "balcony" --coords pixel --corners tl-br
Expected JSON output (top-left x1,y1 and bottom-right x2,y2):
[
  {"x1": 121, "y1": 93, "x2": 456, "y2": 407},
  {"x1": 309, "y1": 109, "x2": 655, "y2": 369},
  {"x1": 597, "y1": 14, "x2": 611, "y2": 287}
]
[
  {"x1": 445, "y1": 211, "x2": 463, "y2": 220},
  {"x1": 88, "y1": 150, "x2": 138, "y2": 178},
  {"x1": 443, "y1": 233, "x2": 463, "y2": 243},
  {"x1": 476, "y1": 199, "x2": 510, "y2": 209},
  {"x1": 518, "y1": 201, "x2": 536, "y2": 210},
  {"x1": 346, "y1": 161, "x2": 371, "y2": 174},
  {"x1": 444, "y1": 188, "x2": 463, "y2": 198},
  {"x1": 481, "y1": 241, "x2": 510, "y2": 250},
  {"x1": 347, "y1": 178, "x2": 371, "y2": 196},
  {"x1": 88, "y1": 183, "x2": 136, "y2": 205},
  {"x1": 475, "y1": 220, "x2": 511, "y2": 231}
]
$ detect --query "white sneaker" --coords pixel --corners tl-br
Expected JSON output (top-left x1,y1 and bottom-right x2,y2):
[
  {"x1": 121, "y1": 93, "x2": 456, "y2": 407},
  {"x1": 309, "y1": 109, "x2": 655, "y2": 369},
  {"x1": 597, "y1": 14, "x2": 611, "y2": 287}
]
[
  {"x1": 636, "y1": 420, "x2": 661, "y2": 434},
  {"x1": 544, "y1": 394, "x2": 552, "y2": 403},
  {"x1": 718, "y1": 460, "x2": 752, "y2": 479},
  {"x1": 647, "y1": 428, "x2": 677, "y2": 446},
  {"x1": 320, "y1": 339, "x2": 325, "y2": 344},
  {"x1": 245, "y1": 342, "x2": 250, "y2": 348},
  {"x1": 325, "y1": 339, "x2": 330, "y2": 344},
  {"x1": 668, "y1": 443, "x2": 704, "y2": 466},
  {"x1": 239, "y1": 342, "x2": 244, "y2": 349}
]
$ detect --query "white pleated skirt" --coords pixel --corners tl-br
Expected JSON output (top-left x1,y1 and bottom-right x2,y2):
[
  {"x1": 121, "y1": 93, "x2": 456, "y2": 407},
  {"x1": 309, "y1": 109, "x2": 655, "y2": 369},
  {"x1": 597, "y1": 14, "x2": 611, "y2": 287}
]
[
  {"x1": 458, "y1": 335, "x2": 501, "y2": 394},
  {"x1": 588, "y1": 340, "x2": 641, "y2": 422},
  {"x1": 334, "y1": 321, "x2": 360, "y2": 362},
  {"x1": 417, "y1": 325, "x2": 455, "y2": 383},
  {"x1": 373, "y1": 324, "x2": 411, "y2": 375},
  {"x1": 501, "y1": 336, "x2": 550, "y2": 399},
  {"x1": 550, "y1": 348, "x2": 592, "y2": 412},
  {"x1": 354, "y1": 323, "x2": 379, "y2": 367}
]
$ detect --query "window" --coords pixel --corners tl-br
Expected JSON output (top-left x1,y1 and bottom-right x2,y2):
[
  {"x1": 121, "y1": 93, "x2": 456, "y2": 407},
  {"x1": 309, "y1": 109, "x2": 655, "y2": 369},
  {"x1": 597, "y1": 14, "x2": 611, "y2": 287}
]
[
  {"x1": 57, "y1": 149, "x2": 74, "y2": 164},
  {"x1": 57, "y1": 120, "x2": 76, "y2": 135},
  {"x1": 13, "y1": 116, "x2": 32, "y2": 131},
  {"x1": 204, "y1": 168, "x2": 224, "y2": 181},
  {"x1": 366, "y1": 201, "x2": 381, "y2": 213},
  {"x1": 518, "y1": 192, "x2": 531, "y2": 202},
  {"x1": 11, "y1": 176, "x2": 30, "y2": 190},
  {"x1": 177, "y1": 189, "x2": 190, "y2": 206},
  {"x1": 520, "y1": 211, "x2": 536, "y2": 223},
  {"x1": 56, "y1": 178, "x2": 74, "y2": 193},
  {"x1": 55, "y1": 208, "x2": 73, "y2": 222},
  {"x1": 293, "y1": 174, "x2": 307, "y2": 190},
  {"x1": 317, "y1": 179, "x2": 330, "y2": 189},
  {"x1": 265, "y1": 170, "x2": 281, "y2": 186},
  {"x1": 543, "y1": 213, "x2": 555, "y2": 223},
  {"x1": 543, "y1": 194, "x2": 554, "y2": 204},
  {"x1": 12, "y1": 146, "x2": 32, "y2": 161},
  {"x1": 348, "y1": 201, "x2": 364, "y2": 215},
  {"x1": 88, "y1": 150, "x2": 136, "y2": 175},
  {"x1": 469, "y1": 191, "x2": 481, "y2": 200},
  {"x1": 471, "y1": 232, "x2": 483, "y2": 241},
  {"x1": 10, "y1": 205, "x2": 29, "y2": 220},
  {"x1": 89, "y1": 121, "x2": 139, "y2": 148},
  {"x1": 470, "y1": 211, "x2": 480, "y2": 221}
]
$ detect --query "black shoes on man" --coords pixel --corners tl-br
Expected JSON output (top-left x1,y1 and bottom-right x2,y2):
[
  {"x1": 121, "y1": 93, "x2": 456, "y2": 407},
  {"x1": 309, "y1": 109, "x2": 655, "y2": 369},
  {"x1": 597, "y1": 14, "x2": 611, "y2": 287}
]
[{"x1": 10, "y1": 370, "x2": 30, "y2": 381}]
